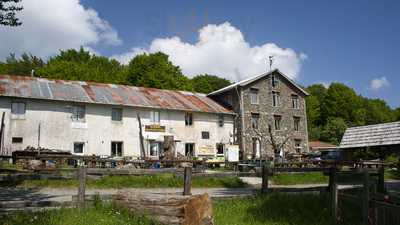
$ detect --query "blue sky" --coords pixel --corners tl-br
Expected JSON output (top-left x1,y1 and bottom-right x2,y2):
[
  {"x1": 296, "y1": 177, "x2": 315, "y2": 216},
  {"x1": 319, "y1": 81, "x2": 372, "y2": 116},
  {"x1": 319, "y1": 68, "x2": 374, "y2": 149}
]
[{"x1": 1, "y1": 0, "x2": 399, "y2": 108}]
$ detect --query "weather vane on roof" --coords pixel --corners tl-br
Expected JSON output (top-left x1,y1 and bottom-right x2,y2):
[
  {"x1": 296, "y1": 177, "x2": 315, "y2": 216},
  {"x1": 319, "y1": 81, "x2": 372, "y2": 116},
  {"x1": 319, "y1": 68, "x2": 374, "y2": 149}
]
[{"x1": 268, "y1": 56, "x2": 274, "y2": 71}]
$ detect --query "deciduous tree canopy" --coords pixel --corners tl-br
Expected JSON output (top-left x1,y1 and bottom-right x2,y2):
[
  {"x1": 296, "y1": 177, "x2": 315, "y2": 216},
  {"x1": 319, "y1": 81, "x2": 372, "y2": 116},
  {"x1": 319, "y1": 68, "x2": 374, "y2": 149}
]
[
  {"x1": 0, "y1": 0, "x2": 22, "y2": 26},
  {"x1": 125, "y1": 52, "x2": 193, "y2": 91},
  {"x1": 306, "y1": 83, "x2": 397, "y2": 144},
  {"x1": 191, "y1": 74, "x2": 231, "y2": 94}
]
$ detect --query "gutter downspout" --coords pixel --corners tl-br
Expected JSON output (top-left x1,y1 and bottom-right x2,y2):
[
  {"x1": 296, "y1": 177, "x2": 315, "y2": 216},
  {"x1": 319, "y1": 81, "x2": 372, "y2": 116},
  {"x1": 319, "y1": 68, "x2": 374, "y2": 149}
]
[{"x1": 235, "y1": 86, "x2": 246, "y2": 160}]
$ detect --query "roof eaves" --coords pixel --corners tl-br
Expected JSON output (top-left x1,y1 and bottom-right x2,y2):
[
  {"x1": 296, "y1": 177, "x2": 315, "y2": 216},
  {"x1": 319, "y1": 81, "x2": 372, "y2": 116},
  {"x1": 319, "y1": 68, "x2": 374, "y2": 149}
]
[{"x1": 207, "y1": 69, "x2": 309, "y2": 96}]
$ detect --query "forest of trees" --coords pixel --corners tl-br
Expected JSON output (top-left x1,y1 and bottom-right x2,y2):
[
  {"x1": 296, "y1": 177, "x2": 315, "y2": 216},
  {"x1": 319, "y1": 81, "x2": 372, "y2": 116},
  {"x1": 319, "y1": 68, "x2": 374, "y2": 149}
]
[
  {"x1": 306, "y1": 83, "x2": 399, "y2": 144},
  {"x1": 0, "y1": 48, "x2": 399, "y2": 144},
  {"x1": 0, "y1": 48, "x2": 231, "y2": 93}
]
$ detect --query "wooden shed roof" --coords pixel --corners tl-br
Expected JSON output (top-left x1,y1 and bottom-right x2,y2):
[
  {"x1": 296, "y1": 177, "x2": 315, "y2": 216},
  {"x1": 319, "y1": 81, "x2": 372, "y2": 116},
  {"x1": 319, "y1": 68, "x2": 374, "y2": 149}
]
[{"x1": 340, "y1": 121, "x2": 400, "y2": 149}]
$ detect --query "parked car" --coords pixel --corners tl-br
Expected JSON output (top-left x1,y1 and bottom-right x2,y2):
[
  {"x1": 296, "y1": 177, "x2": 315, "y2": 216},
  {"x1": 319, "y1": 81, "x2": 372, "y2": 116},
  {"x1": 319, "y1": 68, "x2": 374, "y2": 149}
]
[{"x1": 238, "y1": 159, "x2": 267, "y2": 173}]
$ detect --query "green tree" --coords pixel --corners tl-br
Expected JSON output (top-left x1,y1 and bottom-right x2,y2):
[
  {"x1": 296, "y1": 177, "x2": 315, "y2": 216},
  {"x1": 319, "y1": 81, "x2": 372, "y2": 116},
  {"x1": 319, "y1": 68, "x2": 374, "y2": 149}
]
[
  {"x1": 0, "y1": 53, "x2": 44, "y2": 75},
  {"x1": 191, "y1": 74, "x2": 231, "y2": 94},
  {"x1": 305, "y1": 84, "x2": 327, "y2": 140},
  {"x1": 363, "y1": 99, "x2": 395, "y2": 124},
  {"x1": 37, "y1": 48, "x2": 127, "y2": 84},
  {"x1": 321, "y1": 83, "x2": 363, "y2": 126},
  {"x1": 395, "y1": 108, "x2": 400, "y2": 121},
  {"x1": 126, "y1": 52, "x2": 192, "y2": 91},
  {"x1": 320, "y1": 117, "x2": 348, "y2": 145},
  {"x1": 0, "y1": 0, "x2": 22, "y2": 26}
]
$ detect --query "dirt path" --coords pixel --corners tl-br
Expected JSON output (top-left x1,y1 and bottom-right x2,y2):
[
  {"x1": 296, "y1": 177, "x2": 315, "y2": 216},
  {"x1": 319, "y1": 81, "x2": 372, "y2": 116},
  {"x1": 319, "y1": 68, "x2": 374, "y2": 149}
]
[{"x1": 0, "y1": 187, "x2": 257, "y2": 203}]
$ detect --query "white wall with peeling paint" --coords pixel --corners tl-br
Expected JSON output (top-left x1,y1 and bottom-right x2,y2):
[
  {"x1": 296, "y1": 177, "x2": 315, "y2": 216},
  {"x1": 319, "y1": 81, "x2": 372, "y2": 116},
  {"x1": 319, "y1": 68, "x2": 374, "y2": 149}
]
[{"x1": 0, "y1": 97, "x2": 234, "y2": 158}]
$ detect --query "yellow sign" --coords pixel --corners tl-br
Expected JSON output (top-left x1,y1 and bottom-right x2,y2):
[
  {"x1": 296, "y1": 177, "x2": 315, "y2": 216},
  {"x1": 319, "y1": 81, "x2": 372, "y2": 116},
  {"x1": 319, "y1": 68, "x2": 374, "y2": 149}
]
[
  {"x1": 197, "y1": 145, "x2": 215, "y2": 155},
  {"x1": 145, "y1": 124, "x2": 166, "y2": 132}
]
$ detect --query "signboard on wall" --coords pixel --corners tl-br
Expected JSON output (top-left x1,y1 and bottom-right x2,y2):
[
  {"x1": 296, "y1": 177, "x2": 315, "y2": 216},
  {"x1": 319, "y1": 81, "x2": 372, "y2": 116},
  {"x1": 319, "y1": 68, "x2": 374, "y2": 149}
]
[
  {"x1": 226, "y1": 145, "x2": 239, "y2": 162},
  {"x1": 197, "y1": 145, "x2": 215, "y2": 155},
  {"x1": 145, "y1": 124, "x2": 166, "y2": 132}
]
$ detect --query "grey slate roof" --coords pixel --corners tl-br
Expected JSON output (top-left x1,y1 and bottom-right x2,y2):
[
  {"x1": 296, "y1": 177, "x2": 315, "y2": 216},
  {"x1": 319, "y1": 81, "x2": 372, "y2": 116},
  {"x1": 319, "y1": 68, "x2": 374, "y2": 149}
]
[
  {"x1": 207, "y1": 69, "x2": 309, "y2": 96},
  {"x1": 340, "y1": 121, "x2": 400, "y2": 149}
]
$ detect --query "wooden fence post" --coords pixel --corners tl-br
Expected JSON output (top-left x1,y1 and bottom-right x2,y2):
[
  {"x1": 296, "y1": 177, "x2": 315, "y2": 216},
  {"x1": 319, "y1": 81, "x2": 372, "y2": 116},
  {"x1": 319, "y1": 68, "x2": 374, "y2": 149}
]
[
  {"x1": 378, "y1": 166, "x2": 385, "y2": 193},
  {"x1": 328, "y1": 165, "x2": 336, "y2": 192},
  {"x1": 262, "y1": 164, "x2": 269, "y2": 194},
  {"x1": 362, "y1": 169, "x2": 370, "y2": 225},
  {"x1": 183, "y1": 166, "x2": 192, "y2": 196},
  {"x1": 330, "y1": 167, "x2": 338, "y2": 225},
  {"x1": 78, "y1": 166, "x2": 86, "y2": 207}
]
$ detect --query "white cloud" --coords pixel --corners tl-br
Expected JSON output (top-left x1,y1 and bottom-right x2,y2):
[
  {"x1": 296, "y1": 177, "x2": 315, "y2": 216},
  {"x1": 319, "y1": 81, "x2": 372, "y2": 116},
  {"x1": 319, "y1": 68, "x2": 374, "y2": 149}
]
[
  {"x1": 112, "y1": 22, "x2": 306, "y2": 81},
  {"x1": 83, "y1": 46, "x2": 100, "y2": 56},
  {"x1": 370, "y1": 77, "x2": 390, "y2": 91},
  {"x1": 0, "y1": 0, "x2": 121, "y2": 60},
  {"x1": 320, "y1": 81, "x2": 331, "y2": 88}
]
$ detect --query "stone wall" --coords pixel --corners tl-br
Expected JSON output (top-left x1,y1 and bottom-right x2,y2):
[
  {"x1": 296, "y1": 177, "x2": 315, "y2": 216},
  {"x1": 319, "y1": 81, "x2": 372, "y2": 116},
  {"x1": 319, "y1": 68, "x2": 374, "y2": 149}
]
[{"x1": 240, "y1": 71, "x2": 308, "y2": 159}]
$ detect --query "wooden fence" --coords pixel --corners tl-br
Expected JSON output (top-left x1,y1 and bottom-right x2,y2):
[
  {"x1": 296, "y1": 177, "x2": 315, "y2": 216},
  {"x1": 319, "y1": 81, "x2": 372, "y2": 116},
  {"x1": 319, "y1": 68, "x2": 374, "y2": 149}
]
[
  {"x1": 331, "y1": 167, "x2": 400, "y2": 225},
  {"x1": 0, "y1": 166, "x2": 195, "y2": 209}
]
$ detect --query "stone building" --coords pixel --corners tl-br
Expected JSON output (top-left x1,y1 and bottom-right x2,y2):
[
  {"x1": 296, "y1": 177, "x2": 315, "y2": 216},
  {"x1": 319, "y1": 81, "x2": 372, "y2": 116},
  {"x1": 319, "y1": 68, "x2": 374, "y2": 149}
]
[{"x1": 208, "y1": 69, "x2": 309, "y2": 160}]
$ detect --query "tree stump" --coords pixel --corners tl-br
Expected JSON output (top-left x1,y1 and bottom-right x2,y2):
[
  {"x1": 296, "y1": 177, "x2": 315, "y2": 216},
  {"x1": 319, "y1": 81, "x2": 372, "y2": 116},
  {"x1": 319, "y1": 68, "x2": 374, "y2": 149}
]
[{"x1": 115, "y1": 192, "x2": 214, "y2": 225}]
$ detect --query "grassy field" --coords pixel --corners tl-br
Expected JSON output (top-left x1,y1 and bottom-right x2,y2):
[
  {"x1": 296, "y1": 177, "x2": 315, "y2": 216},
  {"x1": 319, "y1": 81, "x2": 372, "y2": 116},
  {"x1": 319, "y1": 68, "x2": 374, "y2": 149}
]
[
  {"x1": 270, "y1": 172, "x2": 328, "y2": 185},
  {"x1": 0, "y1": 202, "x2": 155, "y2": 225},
  {"x1": 385, "y1": 170, "x2": 400, "y2": 180},
  {"x1": 0, "y1": 193, "x2": 361, "y2": 225},
  {"x1": 214, "y1": 193, "x2": 361, "y2": 225},
  {"x1": 10, "y1": 174, "x2": 247, "y2": 189}
]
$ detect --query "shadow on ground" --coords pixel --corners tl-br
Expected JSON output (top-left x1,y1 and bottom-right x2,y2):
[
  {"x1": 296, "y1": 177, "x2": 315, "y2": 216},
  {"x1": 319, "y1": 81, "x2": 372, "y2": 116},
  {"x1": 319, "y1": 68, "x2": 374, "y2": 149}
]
[{"x1": 0, "y1": 187, "x2": 57, "y2": 202}]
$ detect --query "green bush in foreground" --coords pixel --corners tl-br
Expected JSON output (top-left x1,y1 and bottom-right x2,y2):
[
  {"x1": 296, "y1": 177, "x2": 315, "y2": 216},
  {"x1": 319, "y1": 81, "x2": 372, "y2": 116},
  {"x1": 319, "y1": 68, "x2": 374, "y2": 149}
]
[{"x1": 16, "y1": 174, "x2": 247, "y2": 189}]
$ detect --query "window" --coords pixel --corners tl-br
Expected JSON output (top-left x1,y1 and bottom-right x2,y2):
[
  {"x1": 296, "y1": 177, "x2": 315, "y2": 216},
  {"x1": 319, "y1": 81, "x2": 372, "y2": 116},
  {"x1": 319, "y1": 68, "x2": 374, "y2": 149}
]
[
  {"x1": 218, "y1": 114, "x2": 224, "y2": 127},
  {"x1": 250, "y1": 88, "x2": 259, "y2": 104},
  {"x1": 252, "y1": 137, "x2": 261, "y2": 158},
  {"x1": 111, "y1": 141, "x2": 123, "y2": 157},
  {"x1": 202, "y1": 131, "x2": 210, "y2": 139},
  {"x1": 251, "y1": 113, "x2": 259, "y2": 129},
  {"x1": 271, "y1": 75, "x2": 279, "y2": 88},
  {"x1": 185, "y1": 112, "x2": 193, "y2": 126},
  {"x1": 185, "y1": 143, "x2": 195, "y2": 157},
  {"x1": 294, "y1": 139, "x2": 302, "y2": 153},
  {"x1": 73, "y1": 142, "x2": 84, "y2": 154},
  {"x1": 216, "y1": 143, "x2": 224, "y2": 155},
  {"x1": 71, "y1": 105, "x2": 85, "y2": 122},
  {"x1": 225, "y1": 94, "x2": 233, "y2": 105},
  {"x1": 274, "y1": 115, "x2": 282, "y2": 130},
  {"x1": 12, "y1": 137, "x2": 23, "y2": 143},
  {"x1": 11, "y1": 102, "x2": 25, "y2": 119},
  {"x1": 150, "y1": 111, "x2": 160, "y2": 123},
  {"x1": 272, "y1": 91, "x2": 280, "y2": 107},
  {"x1": 292, "y1": 95, "x2": 299, "y2": 109},
  {"x1": 111, "y1": 108, "x2": 123, "y2": 121},
  {"x1": 149, "y1": 141, "x2": 162, "y2": 156},
  {"x1": 293, "y1": 117, "x2": 300, "y2": 131}
]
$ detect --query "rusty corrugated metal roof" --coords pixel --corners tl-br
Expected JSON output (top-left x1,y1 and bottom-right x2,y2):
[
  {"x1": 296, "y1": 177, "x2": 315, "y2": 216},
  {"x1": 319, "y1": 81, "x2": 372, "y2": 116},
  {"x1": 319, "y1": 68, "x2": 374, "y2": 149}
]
[{"x1": 0, "y1": 75, "x2": 234, "y2": 114}]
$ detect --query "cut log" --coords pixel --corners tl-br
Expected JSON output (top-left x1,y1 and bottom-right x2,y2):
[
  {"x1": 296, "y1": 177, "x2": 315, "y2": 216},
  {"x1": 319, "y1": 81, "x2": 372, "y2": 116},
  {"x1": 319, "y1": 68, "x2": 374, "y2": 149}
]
[{"x1": 115, "y1": 192, "x2": 214, "y2": 225}]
